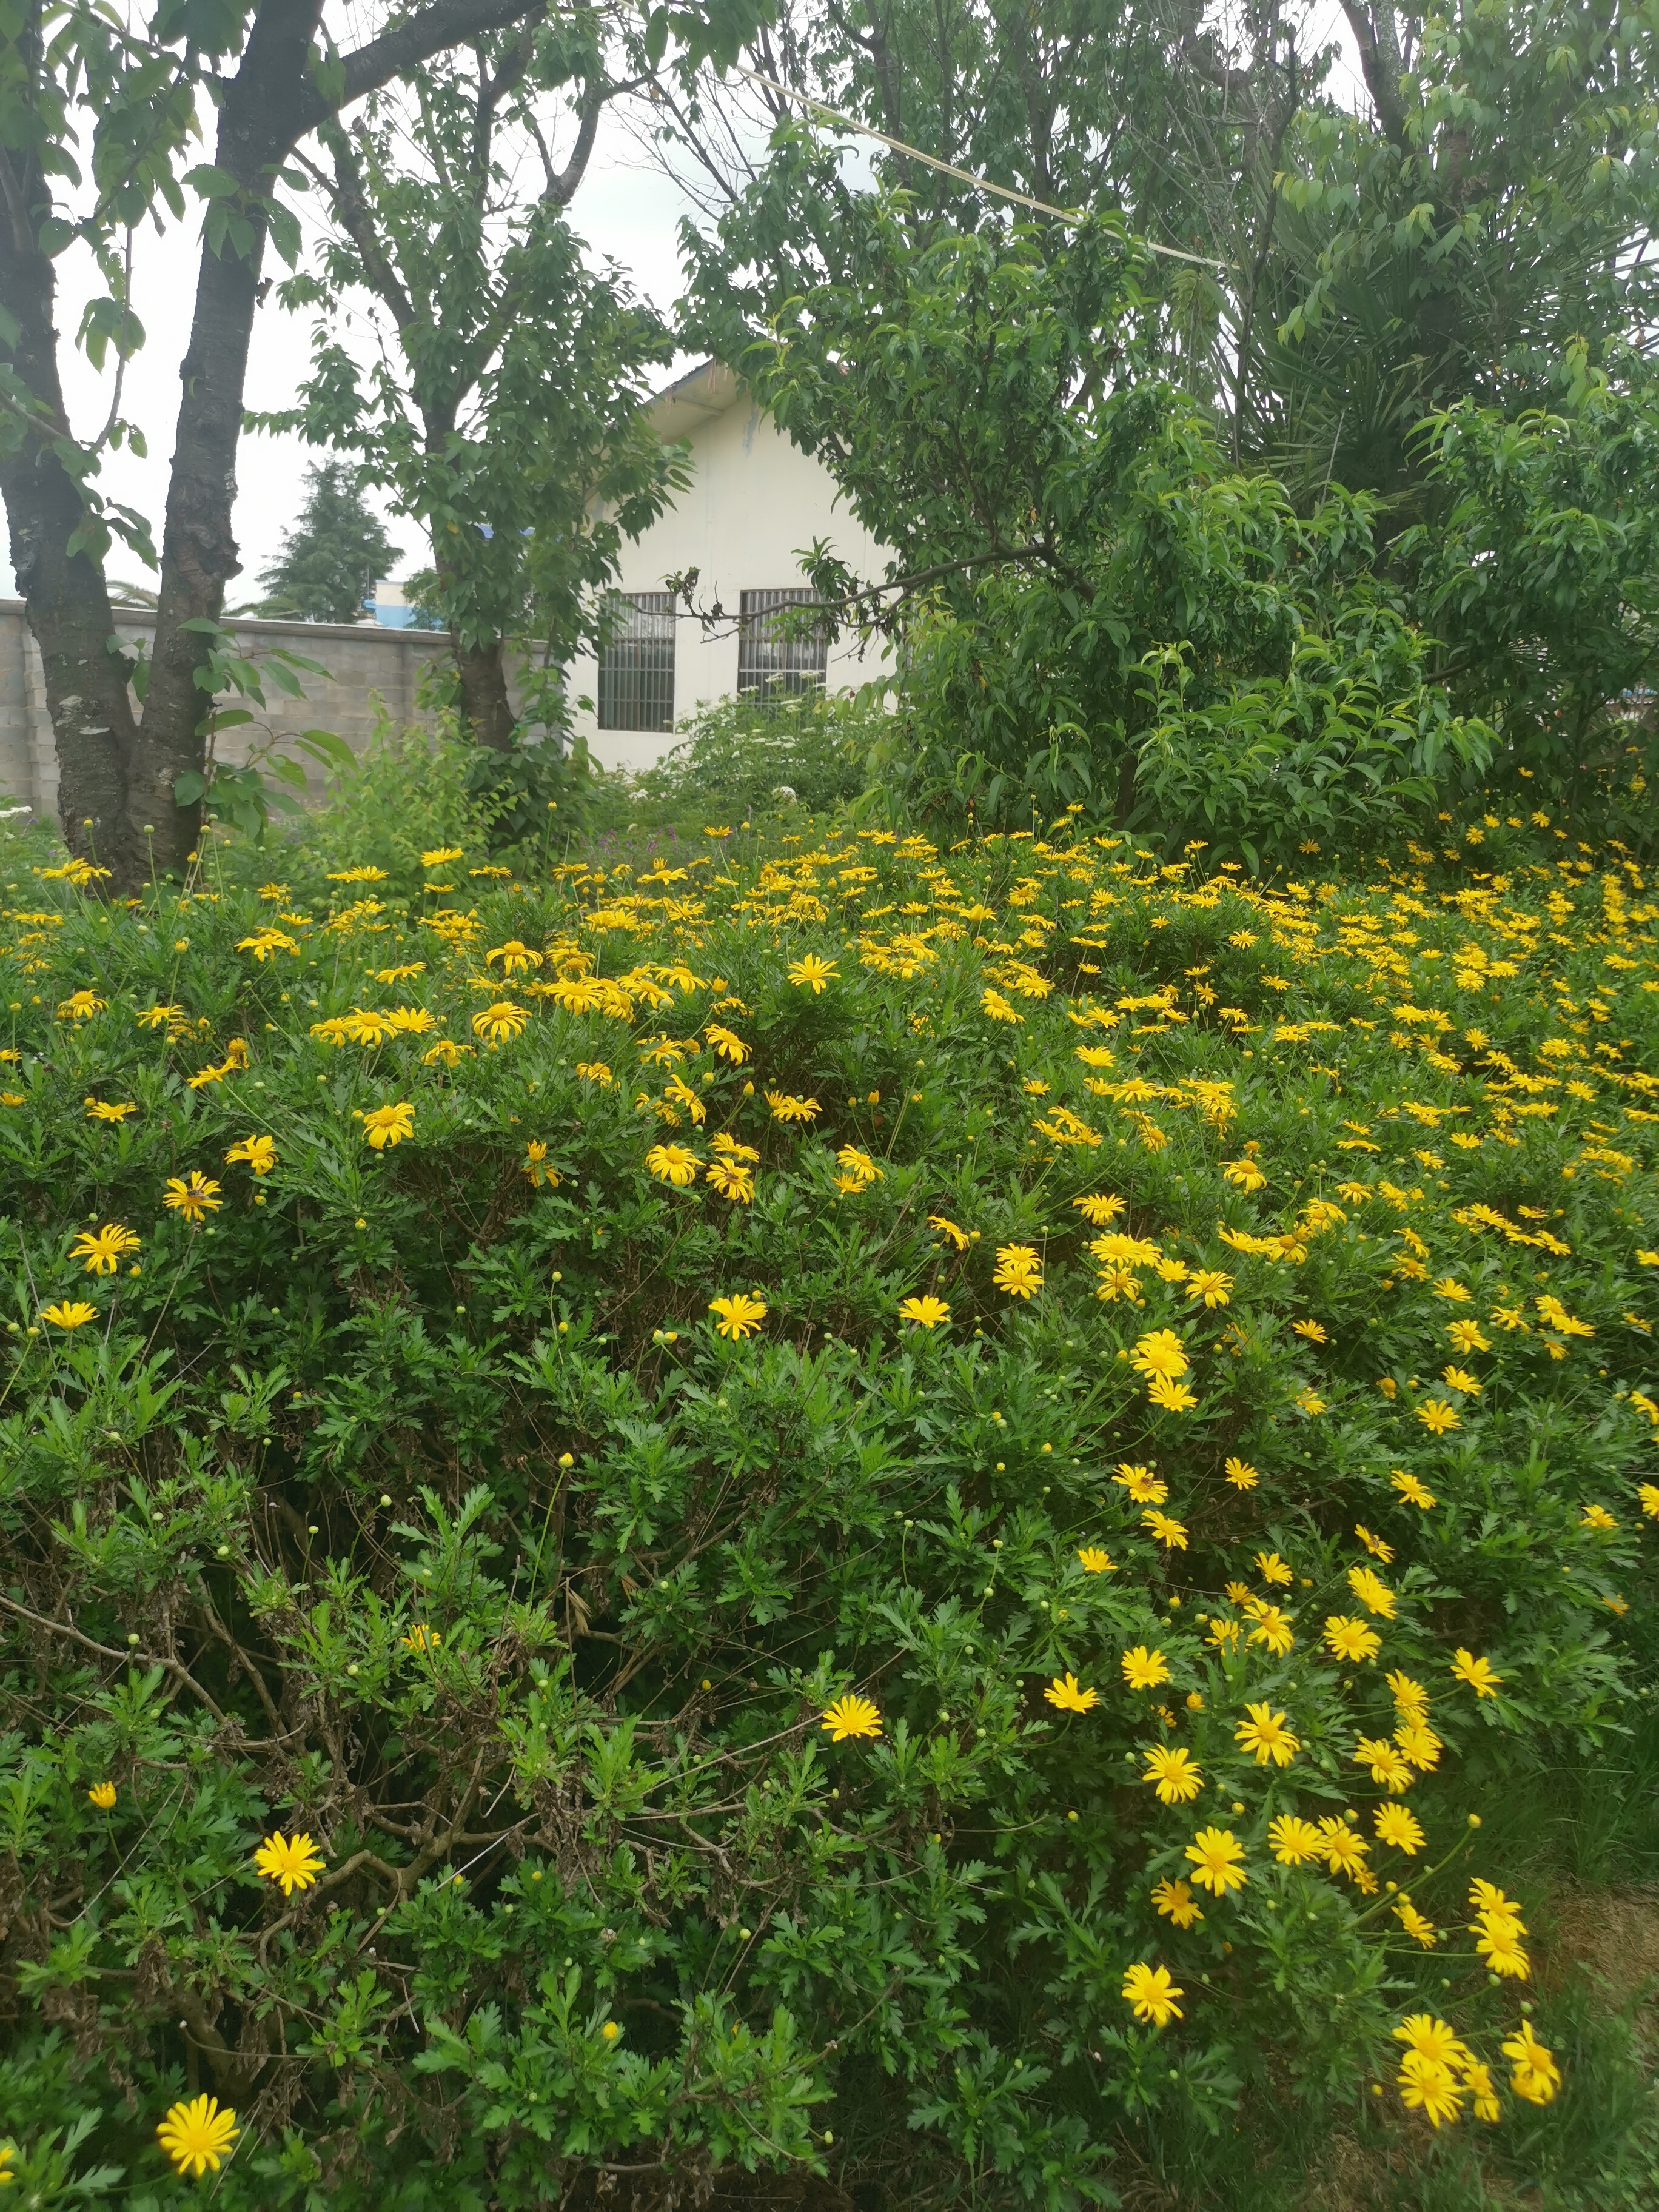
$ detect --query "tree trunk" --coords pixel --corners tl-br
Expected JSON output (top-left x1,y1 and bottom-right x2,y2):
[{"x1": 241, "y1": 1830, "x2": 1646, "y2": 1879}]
[
  {"x1": 452, "y1": 633, "x2": 517, "y2": 749},
  {"x1": 0, "y1": 135, "x2": 145, "y2": 879},
  {"x1": 5, "y1": 453, "x2": 144, "y2": 877},
  {"x1": 1340, "y1": 1, "x2": 1409, "y2": 149},
  {"x1": 130, "y1": 218, "x2": 273, "y2": 877},
  {"x1": 428, "y1": 456, "x2": 515, "y2": 751},
  {"x1": 133, "y1": 0, "x2": 327, "y2": 882}
]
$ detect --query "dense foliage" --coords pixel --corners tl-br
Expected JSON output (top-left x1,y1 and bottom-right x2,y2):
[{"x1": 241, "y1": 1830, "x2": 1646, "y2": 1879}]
[
  {"x1": 1261, "y1": 0, "x2": 1659, "y2": 499},
  {"x1": 592, "y1": 692, "x2": 880, "y2": 834},
  {"x1": 2, "y1": 801, "x2": 1657, "y2": 2206},
  {"x1": 672, "y1": 1, "x2": 1659, "y2": 838},
  {"x1": 685, "y1": 186, "x2": 1497, "y2": 840},
  {"x1": 1398, "y1": 377, "x2": 1659, "y2": 820},
  {"x1": 688, "y1": 0, "x2": 1659, "y2": 498}
]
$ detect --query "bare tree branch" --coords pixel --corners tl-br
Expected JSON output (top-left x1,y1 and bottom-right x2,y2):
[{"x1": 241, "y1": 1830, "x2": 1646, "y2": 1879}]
[
  {"x1": 546, "y1": 70, "x2": 606, "y2": 206},
  {"x1": 1340, "y1": 0, "x2": 1408, "y2": 147},
  {"x1": 300, "y1": 0, "x2": 550, "y2": 133},
  {"x1": 301, "y1": 130, "x2": 417, "y2": 332}
]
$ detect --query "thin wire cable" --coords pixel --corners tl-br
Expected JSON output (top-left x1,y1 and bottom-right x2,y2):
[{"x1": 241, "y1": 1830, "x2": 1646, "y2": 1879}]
[{"x1": 727, "y1": 63, "x2": 1236, "y2": 272}]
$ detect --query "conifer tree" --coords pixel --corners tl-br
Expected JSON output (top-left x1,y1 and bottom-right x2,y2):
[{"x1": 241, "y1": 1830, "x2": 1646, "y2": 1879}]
[{"x1": 257, "y1": 462, "x2": 402, "y2": 625}]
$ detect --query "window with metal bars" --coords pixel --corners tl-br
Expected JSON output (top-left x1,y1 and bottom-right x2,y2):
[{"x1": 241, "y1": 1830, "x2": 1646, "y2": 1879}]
[
  {"x1": 737, "y1": 588, "x2": 828, "y2": 702},
  {"x1": 597, "y1": 591, "x2": 676, "y2": 732}
]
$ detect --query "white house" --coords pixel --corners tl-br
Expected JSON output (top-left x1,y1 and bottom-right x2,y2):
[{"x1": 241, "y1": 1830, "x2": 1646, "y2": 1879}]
[
  {"x1": 563, "y1": 360, "x2": 888, "y2": 773},
  {"x1": 0, "y1": 367, "x2": 878, "y2": 817}
]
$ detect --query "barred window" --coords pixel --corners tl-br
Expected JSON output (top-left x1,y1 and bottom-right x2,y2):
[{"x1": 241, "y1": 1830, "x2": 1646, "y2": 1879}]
[
  {"x1": 737, "y1": 588, "x2": 828, "y2": 702},
  {"x1": 597, "y1": 592, "x2": 676, "y2": 732}
]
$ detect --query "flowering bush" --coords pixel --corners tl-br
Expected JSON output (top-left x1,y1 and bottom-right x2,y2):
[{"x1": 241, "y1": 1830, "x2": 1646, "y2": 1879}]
[{"x1": 0, "y1": 814, "x2": 1655, "y2": 2205}]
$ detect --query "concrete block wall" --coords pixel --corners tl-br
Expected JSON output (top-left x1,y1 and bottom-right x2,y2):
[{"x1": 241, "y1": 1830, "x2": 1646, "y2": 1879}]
[{"x1": 0, "y1": 601, "x2": 476, "y2": 821}]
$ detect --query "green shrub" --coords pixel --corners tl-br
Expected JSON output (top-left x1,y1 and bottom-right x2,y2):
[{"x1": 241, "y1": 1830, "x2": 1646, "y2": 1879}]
[
  {"x1": 587, "y1": 689, "x2": 879, "y2": 840},
  {"x1": 458, "y1": 732, "x2": 590, "y2": 861},
  {"x1": 219, "y1": 715, "x2": 598, "y2": 908},
  {"x1": 0, "y1": 813, "x2": 1654, "y2": 2207},
  {"x1": 1399, "y1": 377, "x2": 1659, "y2": 848},
  {"x1": 1128, "y1": 615, "x2": 1493, "y2": 872},
  {"x1": 224, "y1": 712, "x2": 495, "y2": 905},
  {"x1": 688, "y1": 184, "x2": 1518, "y2": 841}
]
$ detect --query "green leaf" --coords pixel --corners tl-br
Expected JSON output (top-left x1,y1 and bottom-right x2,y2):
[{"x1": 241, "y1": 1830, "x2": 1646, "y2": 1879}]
[
  {"x1": 291, "y1": 728, "x2": 357, "y2": 770},
  {"x1": 267, "y1": 198, "x2": 302, "y2": 269},
  {"x1": 76, "y1": 295, "x2": 145, "y2": 372},
  {"x1": 184, "y1": 163, "x2": 242, "y2": 201}
]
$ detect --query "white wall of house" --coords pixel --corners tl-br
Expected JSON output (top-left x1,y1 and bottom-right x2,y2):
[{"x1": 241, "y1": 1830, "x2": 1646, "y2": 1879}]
[
  {"x1": 565, "y1": 361, "x2": 888, "y2": 774},
  {"x1": 1, "y1": 365, "x2": 885, "y2": 823}
]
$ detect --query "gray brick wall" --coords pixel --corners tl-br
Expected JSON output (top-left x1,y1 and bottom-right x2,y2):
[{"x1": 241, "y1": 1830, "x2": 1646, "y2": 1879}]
[{"x1": 0, "y1": 602, "x2": 537, "y2": 820}]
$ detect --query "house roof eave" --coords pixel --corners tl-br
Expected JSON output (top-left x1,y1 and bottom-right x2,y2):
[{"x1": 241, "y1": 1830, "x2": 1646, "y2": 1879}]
[{"x1": 645, "y1": 358, "x2": 744, "y2": 441}]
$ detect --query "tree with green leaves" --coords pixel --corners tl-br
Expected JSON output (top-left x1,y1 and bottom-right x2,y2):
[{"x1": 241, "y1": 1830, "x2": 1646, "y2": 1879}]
[
  {"x1": 688, "y1": 0, "x2": 1659, "y2": 495},
  {"x1": 256, "y1": 460, "x2": 402, "y2": 623},
  {"x1": 1397, "y1": 361, "x2": 1659, "y2": 828},
  {"x1": 0, "y1": 0, "x2": 767, "y2": 893},
  {"x1": 259, "y1": 19, "x2": 692, "y2": 749},
  {"x1": 655, "y1": 0, "x2": 1319, "y2": 415},
  {"x1": 0, "y1": 0, "x2": 556, "y2": 890},
  {"x1": 683, "y1": 167, "x2": 1490, "y2": 845},
  {"x1": 1257, "y1": 0, "x2": 1659, "y2": 502},
  {"x1": 672, "y1": 0, "x2": 1659, "y2": 831}
]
